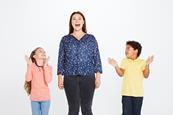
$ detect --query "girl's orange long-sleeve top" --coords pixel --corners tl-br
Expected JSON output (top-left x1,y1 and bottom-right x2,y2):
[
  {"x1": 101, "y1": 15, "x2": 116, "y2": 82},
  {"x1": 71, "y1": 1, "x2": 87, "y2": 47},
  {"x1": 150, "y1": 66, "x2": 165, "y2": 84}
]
[{"x1": 25, "y1": 63, "x2": 52, "y2": 101}]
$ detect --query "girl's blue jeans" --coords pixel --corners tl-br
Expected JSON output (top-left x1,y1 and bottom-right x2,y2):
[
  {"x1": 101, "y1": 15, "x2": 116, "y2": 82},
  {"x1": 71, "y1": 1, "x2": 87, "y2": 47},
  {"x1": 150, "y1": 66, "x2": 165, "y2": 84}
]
[{"x1": 31, "y1": 100, "x2": 50, "y2": 115}]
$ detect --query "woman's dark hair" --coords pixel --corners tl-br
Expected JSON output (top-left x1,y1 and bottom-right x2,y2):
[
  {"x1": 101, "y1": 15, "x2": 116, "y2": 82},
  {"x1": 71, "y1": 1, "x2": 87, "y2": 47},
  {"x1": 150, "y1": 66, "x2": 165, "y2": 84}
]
[
  {"x1": 24, "y1": 47, "x2": 42, "y2": 95},
  {"x1": 69, "y1": 11, "x2": 87, "y2": 34},
  {"x1": 126, "y1": 41, "x2": 142, "y2": 57}
]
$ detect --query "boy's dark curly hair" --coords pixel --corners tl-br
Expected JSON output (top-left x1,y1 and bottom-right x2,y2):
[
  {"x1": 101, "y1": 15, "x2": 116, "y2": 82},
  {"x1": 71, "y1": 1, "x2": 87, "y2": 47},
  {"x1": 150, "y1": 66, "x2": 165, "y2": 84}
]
[{"x1": 126, "y1": 41, "x2": 142, "y2": 57}]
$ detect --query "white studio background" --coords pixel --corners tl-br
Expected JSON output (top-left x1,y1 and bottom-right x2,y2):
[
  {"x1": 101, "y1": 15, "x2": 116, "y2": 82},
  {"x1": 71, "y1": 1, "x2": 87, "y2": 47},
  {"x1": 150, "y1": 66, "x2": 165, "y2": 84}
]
[{"x1": 0, "y1": 0, "x2": 173, "y2": 115}]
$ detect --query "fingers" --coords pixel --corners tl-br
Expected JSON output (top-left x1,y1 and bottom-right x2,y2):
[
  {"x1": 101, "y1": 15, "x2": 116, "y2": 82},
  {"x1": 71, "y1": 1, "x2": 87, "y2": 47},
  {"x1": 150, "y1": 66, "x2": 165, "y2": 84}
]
[
  {"x1": 108, "y1": 57, "x2": 118, "y2": 68},
  {"x1": 25, "y1": 55, "x2": 32, "y2": 65},
  {"x1": 108, "y1": 57, "x2": 112, "y2": 61},
  {"x1": 95, "y1": 78, "x2": 101, "y2": 89},
  {"x1": 58, "y1": 84, "x2": 64, "y2": 89},
  {"x1": 107, "y1": 58, "x2": 111, "y2": 64},
  {"x1": 47, "y1": 56, "x2": 50, "y2": 60},
  {"x1": 95, "y1": 82, "x2": 101, "y2": 89},
  {"x1": 151, "y1": 55, "x2": 154, "y2": 61},
  {"x1": 149, "y1": 55, "x2": 154, "y2": 61},
  {"x1": 25, "y1": 55, "x2": 29, "y2": 61},
  {"x1": 108, "y1": 57, "x2": 115, "y2": 64},
  {"x1": 147, "y1": 55, "x2": 154, "y2": 65},
  {"x1": 108, "y1": 57, "x2": 114, "y2": 61},
  {"x1": 58, "y1": 79, "x2": 64, "y2": 89},
  {"x1": 44, "y1": 56, "x2": 50, "y2": 61}
]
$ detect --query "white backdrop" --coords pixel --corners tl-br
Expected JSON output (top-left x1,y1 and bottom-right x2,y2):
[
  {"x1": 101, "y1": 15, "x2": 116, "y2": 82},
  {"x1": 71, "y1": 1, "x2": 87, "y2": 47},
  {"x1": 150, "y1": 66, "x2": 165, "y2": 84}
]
[{"x1": 0, "y1": 0, "x2": 173, "y2": 114}]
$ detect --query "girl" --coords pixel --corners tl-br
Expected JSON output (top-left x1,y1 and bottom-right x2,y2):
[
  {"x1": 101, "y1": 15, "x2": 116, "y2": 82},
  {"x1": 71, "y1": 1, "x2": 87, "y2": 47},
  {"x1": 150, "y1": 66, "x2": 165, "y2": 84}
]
[
  {"x1": 25, "y1": 47, "x2": 52, "y2": 115},
  {"x1": 57, "y1": 11, "x2": 102, "y2": 115}
]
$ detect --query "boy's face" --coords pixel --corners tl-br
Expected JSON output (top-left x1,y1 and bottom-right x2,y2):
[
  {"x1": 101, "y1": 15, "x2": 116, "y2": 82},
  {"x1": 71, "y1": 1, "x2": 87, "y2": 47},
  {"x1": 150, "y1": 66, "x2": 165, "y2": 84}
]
[{"x1": 125, "y1": 45, "x2": 138, "y2": 59}]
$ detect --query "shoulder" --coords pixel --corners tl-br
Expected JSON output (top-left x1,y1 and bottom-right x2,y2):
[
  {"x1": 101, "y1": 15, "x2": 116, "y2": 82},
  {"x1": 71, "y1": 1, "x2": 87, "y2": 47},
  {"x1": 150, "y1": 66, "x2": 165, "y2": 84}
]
[
  {"x1": 59, "y1": 35, "x2": 72, "y2": 45},
  {"x1": 28, "y1": 63, "x2": 36, "y2": 70},
  {"x1": 61, "y1": 35, "x2": 70, "y2": 41},
  {"x1": 137, "y1": 58, "x2": 146, "y2": 65},
  {"x1": 86, "y1": 34, "x2": 95, "y2": 39},
  {"x1": 138, "y1": 58, "x2": 145, "y2": 62},
  {"x1": 86, "y1": 34, "x2": 97, "y2": 42},
  {"x1": 122, "y1": 58, "x2": 128, "y2": 62}
]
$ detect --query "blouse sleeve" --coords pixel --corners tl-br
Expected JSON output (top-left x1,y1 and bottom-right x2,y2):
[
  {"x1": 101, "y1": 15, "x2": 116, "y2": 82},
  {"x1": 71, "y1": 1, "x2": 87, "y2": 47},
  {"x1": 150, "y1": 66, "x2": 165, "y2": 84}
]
[
  {"x1": 93, "y1": 35, "x2": 103, "y2": 73},
  {"x1": 57, "y1": 38, "x2": 65, "y2": 75}
]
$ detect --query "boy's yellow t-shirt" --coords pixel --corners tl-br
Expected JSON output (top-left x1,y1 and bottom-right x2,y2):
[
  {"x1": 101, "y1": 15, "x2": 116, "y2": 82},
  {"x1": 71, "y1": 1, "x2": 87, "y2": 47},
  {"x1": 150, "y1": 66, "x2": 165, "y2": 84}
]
[{"x1": 120, "y1": 58, "x2": 147, "y2": 97}]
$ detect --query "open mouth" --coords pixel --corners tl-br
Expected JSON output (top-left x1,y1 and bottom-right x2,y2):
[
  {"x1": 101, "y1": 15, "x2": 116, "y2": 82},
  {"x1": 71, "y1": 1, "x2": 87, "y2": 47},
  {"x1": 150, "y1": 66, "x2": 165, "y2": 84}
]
[{"x1": 75, "y1": 24, "x2": 80, "y2": 27}]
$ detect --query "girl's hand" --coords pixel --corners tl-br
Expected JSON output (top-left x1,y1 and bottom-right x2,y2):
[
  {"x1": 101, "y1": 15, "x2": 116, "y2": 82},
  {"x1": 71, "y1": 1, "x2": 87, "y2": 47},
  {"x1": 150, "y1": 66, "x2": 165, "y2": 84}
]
[
  {"x1": 95, "y1": 73, "x2": 101, "y2": 89},
  {"x1": 25, "y1": 55, "x2": 32, "y2": 66},
  {"x1": 146, "y1": 55, "x2": 154, "y2": 65},
  {"x1": 44, "y1": 56, "x2": 50, "y2": 67},
  {"x1": 108, "y1": 58, "x2": 118, "y2": 67},
  {"x1": 58, "y1": 75, "x2": 64, "y2": 89}
]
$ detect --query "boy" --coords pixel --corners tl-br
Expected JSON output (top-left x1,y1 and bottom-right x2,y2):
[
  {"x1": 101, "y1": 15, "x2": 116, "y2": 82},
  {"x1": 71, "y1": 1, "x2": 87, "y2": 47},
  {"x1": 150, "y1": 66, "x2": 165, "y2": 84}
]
[{"x1": 108, "y1": 41, "x2": 153, "y2": 115}]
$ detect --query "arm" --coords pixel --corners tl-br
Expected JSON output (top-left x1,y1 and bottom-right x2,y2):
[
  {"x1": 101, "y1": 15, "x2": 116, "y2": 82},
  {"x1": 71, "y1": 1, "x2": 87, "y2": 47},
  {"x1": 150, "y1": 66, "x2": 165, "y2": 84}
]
[
  {"x1": 58, "y1": 74, "x2": 64, "y2": 89},
  {"x1": 25, "y1": 64, "x2": 33, "y2": 82},
  {"x1": 143, "y1": 55, "x2": 154, "y2": 78},
  {"x1": 93, "y1": 36, "x2": 102, "y2": 74},
  {"x1": 57, "y1": 38, "x2": 65, "y2": 76},
  {"x1": 93, "y1": 36, "x2": 102, "y2": 88},
  {"x1": 57, "y1": 38, "x2": 65, "y2": 89},
  {"x1": 43, "y1": 65, "x2": 53, "y2": 83},
  {"x1": 25, "y1": 55, "x2": 33, "y2": 82},
  {"x1": 143, "y1": 65, "x2": 150, "y2": 78},
  {"x1": 95, "y1": 72, "x2": 101, "y2": 88},
  {"x1": 115, "y1": 66, "x2": 124, "y2": 77},
  {"x1": 108, "y1": 58, "x2": 124, "y2": 77}
]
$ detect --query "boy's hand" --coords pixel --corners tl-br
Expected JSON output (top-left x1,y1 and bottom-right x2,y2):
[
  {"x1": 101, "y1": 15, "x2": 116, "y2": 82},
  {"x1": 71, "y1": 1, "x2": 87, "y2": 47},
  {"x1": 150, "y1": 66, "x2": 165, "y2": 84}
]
[
  {"x1": 146, "y1": 55, "x2": 154, "y2": 65},
  {"x1": 108, "y1": 58, "x2": 118, "y2": 67},
  {"x1": 25, "y1": 55, "x2": 32, "y2": 66}
]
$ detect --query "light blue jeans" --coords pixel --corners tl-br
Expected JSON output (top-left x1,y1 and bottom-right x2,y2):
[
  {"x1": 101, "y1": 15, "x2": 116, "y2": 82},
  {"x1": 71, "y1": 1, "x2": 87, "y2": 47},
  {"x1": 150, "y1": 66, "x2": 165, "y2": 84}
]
[{"x1": 31, "y1": 100, "x2": 50, "y2": 115}]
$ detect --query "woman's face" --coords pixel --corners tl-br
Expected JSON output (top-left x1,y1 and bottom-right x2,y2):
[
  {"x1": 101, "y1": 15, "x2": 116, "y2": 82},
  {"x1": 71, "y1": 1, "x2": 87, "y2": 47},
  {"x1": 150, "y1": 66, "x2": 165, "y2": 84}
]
[
  {"x1": 34, "y1": 48, "x2": 46, "y2": 60},
  {"x1": 71, "y1": 13, "x2": 84, "y2": 32}
]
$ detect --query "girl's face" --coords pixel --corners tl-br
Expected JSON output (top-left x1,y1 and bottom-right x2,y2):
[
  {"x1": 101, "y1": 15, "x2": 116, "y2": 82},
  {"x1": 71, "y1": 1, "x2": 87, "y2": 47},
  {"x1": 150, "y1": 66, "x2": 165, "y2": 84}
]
[
  {"x1": 33, "y1": 48, "x2": 46, "y2": 60},
  {"x1": 71, "y1": 14, "x2": 84, "y2": 32},
  {"x1": 125, "y1": 45, "x2": 137, "y2": 59}
]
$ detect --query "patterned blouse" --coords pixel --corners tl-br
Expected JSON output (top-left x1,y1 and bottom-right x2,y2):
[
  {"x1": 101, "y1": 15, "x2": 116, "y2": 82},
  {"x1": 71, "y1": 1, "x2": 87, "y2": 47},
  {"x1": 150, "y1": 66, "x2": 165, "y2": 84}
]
[{"x1": 57, "y1": 34, "x2": 102, "y2": 76}]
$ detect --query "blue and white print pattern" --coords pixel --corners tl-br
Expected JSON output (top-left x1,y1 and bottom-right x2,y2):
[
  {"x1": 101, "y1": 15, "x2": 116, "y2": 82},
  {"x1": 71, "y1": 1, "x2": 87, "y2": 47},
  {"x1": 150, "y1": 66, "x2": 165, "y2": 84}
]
[{"x1": 57, "y1": 34, "x2": 102, "y2": 76}]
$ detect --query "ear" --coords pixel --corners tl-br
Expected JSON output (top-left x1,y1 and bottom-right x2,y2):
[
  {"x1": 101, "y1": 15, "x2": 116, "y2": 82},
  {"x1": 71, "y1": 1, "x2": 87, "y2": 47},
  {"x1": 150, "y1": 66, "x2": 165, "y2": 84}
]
[
  {"x1": 33, "y1": 55, "x2": 37, "y2": 59},
  {"x1": 135, "y1": 49, "x2": 138, "y2": 54}
]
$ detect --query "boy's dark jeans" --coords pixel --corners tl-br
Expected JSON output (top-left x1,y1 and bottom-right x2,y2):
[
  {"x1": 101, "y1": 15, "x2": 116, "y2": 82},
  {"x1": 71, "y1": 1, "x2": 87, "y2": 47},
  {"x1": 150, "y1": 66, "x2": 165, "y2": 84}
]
[
  {"x1": 64, "y1": 75, "x2": 95, "y2": 115},
  {"x1": 122, "y1": 96, "x2": 143, "y2": 115}
]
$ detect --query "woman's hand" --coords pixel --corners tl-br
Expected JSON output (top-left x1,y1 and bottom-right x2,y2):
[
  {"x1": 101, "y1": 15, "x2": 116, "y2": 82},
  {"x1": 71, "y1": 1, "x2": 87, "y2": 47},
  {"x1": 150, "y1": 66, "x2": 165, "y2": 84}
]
[
  {"x1": 95, "y1": 72, "x2": 101, "y2": 89},
  {"x1": 58, "y1": 74, "x2": 64, "y2": 89}
]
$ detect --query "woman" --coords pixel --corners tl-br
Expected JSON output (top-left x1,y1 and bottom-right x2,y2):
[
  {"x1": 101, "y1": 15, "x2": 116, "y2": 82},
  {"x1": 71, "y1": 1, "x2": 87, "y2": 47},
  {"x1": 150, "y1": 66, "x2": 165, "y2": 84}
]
[{"x1": 57, "y1": 11, "x2": 102, "y2": 115}]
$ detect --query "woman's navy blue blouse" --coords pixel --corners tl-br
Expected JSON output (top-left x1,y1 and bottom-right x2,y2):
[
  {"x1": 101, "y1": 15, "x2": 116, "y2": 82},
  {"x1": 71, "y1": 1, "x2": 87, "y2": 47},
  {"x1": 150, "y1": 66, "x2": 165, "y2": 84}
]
[{"x1": 57, "y1": 34, "x2": 102, "y2": 76}]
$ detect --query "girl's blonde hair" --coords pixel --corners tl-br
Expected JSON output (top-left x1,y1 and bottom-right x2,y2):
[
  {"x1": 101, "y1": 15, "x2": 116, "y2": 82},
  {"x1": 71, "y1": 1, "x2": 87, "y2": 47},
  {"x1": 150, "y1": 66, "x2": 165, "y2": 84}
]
[{"x1": 24, "y1": 47, "x2": 42, "y2": 95}]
